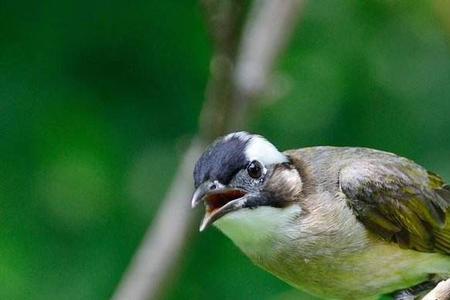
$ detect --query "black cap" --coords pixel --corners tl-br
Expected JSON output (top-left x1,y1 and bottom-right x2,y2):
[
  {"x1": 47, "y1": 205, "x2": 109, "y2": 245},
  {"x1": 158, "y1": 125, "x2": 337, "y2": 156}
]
[{"x1": 194, "y1": 132, "x2": 251, "y2": 188}]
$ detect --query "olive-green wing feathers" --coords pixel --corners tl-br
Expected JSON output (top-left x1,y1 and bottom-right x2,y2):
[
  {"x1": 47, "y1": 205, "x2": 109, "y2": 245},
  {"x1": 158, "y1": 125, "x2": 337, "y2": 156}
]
[{"x1": 340, "y1": 159, "x2": 450, "y2": 254}]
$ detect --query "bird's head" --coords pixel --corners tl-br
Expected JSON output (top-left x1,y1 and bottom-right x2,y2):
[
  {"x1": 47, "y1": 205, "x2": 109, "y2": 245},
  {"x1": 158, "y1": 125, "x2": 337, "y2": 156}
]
[{"x1": 192, "y1": 132, "x2": 303, "y2": 232}]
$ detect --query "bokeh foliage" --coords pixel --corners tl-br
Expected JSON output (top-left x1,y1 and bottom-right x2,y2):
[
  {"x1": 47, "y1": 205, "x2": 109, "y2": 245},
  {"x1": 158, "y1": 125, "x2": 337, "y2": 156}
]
[{"x1": 1, "y1": 1, "x2": 450, "y2": 299}]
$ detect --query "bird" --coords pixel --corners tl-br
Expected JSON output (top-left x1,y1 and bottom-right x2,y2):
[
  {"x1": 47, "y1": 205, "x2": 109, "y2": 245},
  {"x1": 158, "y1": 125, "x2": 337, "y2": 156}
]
[{"x1": 191, "y1": 131, "x2": 450, "y2": 300}]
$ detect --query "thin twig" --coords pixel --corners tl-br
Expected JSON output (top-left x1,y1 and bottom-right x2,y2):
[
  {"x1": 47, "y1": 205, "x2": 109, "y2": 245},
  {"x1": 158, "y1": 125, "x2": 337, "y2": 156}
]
[
  {"x1": 423, "y1": 279, "x2": 450, "y2": 300},
  {"x1": 111, "y1": 1, "x2": 304, "y2": 300}
]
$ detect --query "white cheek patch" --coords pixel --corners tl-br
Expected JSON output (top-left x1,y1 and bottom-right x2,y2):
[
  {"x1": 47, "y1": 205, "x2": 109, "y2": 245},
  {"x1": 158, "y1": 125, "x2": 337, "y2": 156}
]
[
  {"x1": 245, "y1": 135, "x2": 288, "y2": 166},
  {"x1": 279, "y1": 167, "x2": 303, "y2": 195}
]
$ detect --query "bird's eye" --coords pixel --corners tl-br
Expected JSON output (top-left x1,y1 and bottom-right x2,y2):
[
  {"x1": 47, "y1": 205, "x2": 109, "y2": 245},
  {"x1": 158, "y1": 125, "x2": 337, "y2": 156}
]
[{"x1": 247, "y1": 160, "x2": 263, "y2": 179}]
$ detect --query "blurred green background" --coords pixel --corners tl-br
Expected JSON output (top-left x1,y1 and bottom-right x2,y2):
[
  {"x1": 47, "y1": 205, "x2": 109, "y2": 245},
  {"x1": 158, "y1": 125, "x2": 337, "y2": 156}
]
[{"x1": 2, "y1": 1, "x2": 450, "y2": 299}]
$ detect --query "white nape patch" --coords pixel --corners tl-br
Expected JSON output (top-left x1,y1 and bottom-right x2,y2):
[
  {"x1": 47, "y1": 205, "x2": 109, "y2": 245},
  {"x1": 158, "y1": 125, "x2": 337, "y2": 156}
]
[
  {"x1": 245, "y1": 134, "x2": 288, "y2": 166},
  {"x1": 222, "y1": 131, "x2": 287, "y2": 166},
  {"x1": 223, "y1": 131, "x2": 251, "y2": 142},
  {"x1": 214, "y1": 205, "x2": 302, "y2": 256}
]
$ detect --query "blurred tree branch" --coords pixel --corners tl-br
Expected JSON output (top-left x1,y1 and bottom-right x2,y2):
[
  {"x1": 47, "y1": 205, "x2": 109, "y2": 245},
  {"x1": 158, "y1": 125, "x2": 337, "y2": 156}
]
[
  {"x1": 111, "y1": 1, "x2": 305, "y2": 300},
  {"x1": 434, "y1": 0, "x2": 450, "y2": 43}
]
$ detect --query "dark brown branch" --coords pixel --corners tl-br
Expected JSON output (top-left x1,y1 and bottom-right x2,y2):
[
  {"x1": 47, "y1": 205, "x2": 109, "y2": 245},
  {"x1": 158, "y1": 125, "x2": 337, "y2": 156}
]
[
  {"x1": 111, "y1": 1, "x2": 304, "y2": 300},
  {"x1": 199, "y1": 0, "x2": 246, "y2": 140}
]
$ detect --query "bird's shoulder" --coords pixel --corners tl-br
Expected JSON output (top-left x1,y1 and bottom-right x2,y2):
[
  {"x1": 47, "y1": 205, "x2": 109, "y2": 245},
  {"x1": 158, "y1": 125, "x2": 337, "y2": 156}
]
[
  {"x1": 285, "y1": 146, "x2": 402, "y2": 162},
  {"x1": 284, "y1": 146, "x2": 403, "y2": 192}
]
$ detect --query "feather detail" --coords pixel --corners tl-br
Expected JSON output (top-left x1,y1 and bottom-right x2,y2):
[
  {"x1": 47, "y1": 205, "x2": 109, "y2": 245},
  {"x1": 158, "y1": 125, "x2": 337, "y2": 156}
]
[{"x1": 340, "y1": 160, "x2": 450, "y2": 254}]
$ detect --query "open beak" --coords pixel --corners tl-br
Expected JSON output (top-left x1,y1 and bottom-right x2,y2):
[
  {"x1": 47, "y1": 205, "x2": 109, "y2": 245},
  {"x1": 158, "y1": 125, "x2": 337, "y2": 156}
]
[{"x1": 191, "y1": 181, "x2": 247, "y2": 231}]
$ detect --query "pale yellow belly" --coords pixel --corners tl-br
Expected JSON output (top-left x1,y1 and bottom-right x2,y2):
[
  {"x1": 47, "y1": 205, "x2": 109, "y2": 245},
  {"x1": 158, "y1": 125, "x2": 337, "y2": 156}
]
[{"x1": 254, "y1": 242, "x2": 450, "y2": 300}]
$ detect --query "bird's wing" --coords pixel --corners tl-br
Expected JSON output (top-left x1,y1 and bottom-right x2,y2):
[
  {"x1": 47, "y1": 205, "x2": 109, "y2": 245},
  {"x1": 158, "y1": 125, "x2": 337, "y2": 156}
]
[{"x1": 339, "y1": 158, "x2": 450, "y2": 253}]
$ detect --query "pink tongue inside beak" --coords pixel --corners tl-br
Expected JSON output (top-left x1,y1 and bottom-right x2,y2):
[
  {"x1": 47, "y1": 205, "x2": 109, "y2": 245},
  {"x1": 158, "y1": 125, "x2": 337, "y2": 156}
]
[{"x1": 206, "y1": 189, "x2": 246, "y2": 213}]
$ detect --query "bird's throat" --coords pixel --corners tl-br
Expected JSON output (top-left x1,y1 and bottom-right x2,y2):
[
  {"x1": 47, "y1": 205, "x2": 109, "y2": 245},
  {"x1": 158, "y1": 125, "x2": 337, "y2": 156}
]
[{"x1": 214, "y1": 205, "x2": 302, "y2": 256}]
